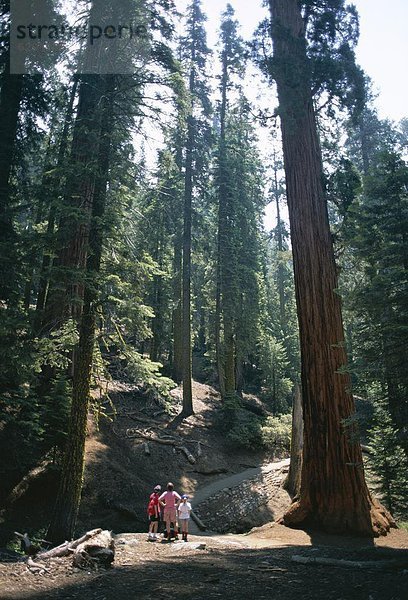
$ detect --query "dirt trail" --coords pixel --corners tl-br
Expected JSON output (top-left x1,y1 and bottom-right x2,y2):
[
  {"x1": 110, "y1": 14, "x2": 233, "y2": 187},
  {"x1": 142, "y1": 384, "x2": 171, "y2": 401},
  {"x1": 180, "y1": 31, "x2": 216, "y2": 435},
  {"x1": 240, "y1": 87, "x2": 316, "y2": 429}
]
[{"x1": 191, "y1": 459, "x2": 290, "y2": 506}]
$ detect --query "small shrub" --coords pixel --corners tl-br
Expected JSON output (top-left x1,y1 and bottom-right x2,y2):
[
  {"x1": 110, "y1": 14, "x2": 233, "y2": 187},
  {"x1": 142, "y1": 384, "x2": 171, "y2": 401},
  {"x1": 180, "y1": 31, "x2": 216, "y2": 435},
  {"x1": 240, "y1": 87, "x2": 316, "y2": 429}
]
[
  {"x1": 368, "y1": 398, "x2": 408, "y2": 518},
  {"x1": 260, "y1": 413, "x2": 292, "y2": 453},
  {"x1": 226, "y1": 411, "x2": 264, "y2": 451},
  {"x1": 217, "y1": 396, "x2": 263, "y2": 450}
]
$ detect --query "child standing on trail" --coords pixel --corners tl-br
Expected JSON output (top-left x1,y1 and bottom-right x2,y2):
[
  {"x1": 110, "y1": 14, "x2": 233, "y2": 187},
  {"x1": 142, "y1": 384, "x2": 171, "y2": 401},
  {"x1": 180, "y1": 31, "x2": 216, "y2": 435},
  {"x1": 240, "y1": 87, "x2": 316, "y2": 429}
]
[
  {"x1": 159, "y1": 482, "x2": 181, "y2": 542},
  {"x1": 178, "y1": 494, "x2": 192, "y2": 542},
  {"x1": 147, "y1": 485, "x2": 161, "y2": 541}
]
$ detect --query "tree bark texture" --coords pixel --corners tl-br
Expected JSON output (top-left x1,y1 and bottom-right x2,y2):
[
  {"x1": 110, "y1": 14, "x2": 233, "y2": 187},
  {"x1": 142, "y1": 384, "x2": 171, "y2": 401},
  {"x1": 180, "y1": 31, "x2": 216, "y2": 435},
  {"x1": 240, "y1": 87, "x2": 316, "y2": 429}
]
[
  {"x1": 34, "y1": 77, "x2": 79, "y2": 331},
  {"x1": 172, "y1": 238, "x2": 183, "y2": 382},
  {"x1": 181, "y1": 109, "x2": 194, "y2": 415},
  {"x1": 181, "y1": 39, "x2": 197, "y2": 416},
  {"x1": 0, "y1": 53, "x2": 23, "y2": 303},
  {"x1": 47, "y1": 81, "x2": 112, "y2": 543},
  {"x1": 216, "y1": 43, "x2": 235, "y2": 400},
  {"x1": 269, "y1": 0, "x2": 394, "y2": 536},
  {"x1": 284, "y1": 382, "x2": 303, "y2": 498},
  {"x1": 43, "y1": 73, "x2": 104, "y2": 330}
]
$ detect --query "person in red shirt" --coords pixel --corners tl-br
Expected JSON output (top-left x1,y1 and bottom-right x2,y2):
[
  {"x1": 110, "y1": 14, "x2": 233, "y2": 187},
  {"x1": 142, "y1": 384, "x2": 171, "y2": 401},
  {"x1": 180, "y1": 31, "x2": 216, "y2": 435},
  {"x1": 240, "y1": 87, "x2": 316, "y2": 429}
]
[{"x1": 147, "y1": 485, "x2": 161, "y2": 541}]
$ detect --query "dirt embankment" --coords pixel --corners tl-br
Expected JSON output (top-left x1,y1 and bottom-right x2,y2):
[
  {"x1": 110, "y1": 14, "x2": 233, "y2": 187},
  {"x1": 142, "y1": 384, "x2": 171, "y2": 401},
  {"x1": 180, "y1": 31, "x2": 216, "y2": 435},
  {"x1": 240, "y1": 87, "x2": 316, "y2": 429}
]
[{"x1": 0, "y1": 381, "x2": 283, "y2": 542}]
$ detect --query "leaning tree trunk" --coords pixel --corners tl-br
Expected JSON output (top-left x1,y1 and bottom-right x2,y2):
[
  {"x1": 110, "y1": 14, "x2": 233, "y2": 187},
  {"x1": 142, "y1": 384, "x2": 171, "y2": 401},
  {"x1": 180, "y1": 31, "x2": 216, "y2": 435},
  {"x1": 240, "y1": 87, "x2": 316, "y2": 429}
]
[
  {"x1": 284, "y1": 382, "x2": 303, "y2": 498},
  {"x1": 47, "y1": 83, "x2": 112, "y2": 543},
  {"x1": 269, "y1": 0, "x2": 394, "y2": 536}
]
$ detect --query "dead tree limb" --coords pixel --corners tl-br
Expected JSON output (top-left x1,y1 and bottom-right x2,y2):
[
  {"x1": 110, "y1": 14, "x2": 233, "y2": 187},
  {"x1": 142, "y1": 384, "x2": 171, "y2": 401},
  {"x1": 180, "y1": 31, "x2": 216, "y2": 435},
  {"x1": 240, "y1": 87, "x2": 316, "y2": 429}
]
[
  {"x1": 291, "y1": 555, "x2": 408, "y2": 570},
  {"x1": 190, "y1": 510, "x2": 207, "y2": 531},
  {"x1": 14, "y1": 532, "x2": 33, "y2": 555},
  {"x1": 176, "y1": 446, "x2": 196, "y2": 464},
  {"x1": 27, "y1": 557, "x2": 50, "y2": 574}
]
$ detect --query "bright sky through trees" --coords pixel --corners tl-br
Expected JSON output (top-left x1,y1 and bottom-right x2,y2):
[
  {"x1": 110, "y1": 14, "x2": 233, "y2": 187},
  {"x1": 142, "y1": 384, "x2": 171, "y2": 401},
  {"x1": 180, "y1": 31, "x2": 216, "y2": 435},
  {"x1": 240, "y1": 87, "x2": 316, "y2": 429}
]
[{"x1": 187, "y1": 0, "x2": 408, "y2": 123}]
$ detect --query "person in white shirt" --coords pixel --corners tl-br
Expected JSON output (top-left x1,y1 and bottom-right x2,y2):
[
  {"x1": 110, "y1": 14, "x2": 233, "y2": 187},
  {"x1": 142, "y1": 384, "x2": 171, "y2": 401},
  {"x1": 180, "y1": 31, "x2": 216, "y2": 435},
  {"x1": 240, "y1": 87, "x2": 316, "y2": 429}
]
[{"x1": 178, "y1": 494, "x2": 192, "y2": 542}]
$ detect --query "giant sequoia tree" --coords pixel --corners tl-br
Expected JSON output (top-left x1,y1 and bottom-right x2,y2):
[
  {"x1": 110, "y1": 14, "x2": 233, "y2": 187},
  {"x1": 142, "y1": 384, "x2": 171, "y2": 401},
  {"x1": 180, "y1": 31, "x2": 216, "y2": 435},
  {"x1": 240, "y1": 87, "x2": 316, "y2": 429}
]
[{"x1": 268, "y1": 0, "x2": 393, "y2": 535}]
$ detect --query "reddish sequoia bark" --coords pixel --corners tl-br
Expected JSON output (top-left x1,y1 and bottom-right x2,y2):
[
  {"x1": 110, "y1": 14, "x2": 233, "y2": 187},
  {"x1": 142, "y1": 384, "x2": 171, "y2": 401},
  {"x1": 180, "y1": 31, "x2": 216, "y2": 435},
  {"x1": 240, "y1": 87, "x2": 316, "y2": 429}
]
[{"x1": 268, "y1": 0, "x2": 394, "y2": 535}]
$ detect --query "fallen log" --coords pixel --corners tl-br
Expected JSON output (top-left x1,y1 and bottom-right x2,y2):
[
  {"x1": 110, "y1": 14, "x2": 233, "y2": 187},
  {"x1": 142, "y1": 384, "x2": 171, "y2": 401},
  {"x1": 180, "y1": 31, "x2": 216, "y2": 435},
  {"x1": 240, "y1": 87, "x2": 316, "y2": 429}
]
[
  {"x1": 190, "y1": 510, "x2": 207, "y2": 531},
  {"x1": 127, "y1": 431, "x2": 175, "y2": 445},
  {"x1": 36, "y1": 528, "x2": 103, "y2": 560},
  {"x1": 6, "y1": 462, "x2": 51, "y2": 508},
  {"x1": 291, "y1": 555, "x2": 408, "y2": 570},
  {"x1": 176, "y1": 446, "x2": 196, "y2": 464},
  {"x1": 72, "y1": 530, "x2": 114, "y2": 569}
]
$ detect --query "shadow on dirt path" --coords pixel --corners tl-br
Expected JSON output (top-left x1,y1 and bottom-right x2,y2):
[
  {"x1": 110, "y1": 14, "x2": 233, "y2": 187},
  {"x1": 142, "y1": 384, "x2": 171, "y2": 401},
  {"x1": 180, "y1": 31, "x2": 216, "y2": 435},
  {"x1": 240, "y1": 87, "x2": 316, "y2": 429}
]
[{"x1": 1, "y1": 530, "x2": 407, "y2": 600}]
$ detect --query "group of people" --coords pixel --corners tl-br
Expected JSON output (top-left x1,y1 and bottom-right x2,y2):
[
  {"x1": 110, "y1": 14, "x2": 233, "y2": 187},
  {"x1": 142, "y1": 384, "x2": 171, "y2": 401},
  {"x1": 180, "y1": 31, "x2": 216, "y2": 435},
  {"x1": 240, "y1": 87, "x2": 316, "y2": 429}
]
[{"x1": 147, "y1": 482, "x2": 192, "y2": 542}]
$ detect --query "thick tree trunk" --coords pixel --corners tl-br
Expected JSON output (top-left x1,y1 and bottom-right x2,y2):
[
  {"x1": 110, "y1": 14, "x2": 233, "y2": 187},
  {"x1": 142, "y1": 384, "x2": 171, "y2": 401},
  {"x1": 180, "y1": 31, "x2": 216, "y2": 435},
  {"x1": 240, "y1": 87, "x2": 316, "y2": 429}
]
[
  {"x1": 0, "y1": 54, "x2": 23, "y2": 303},
  {"x1": 181, "y1": 41, "x2": 197, "y2": 416},
  {"x1": 269, "y1": 0, "x2": 394, "y2": 536},
  {"x1": 47, "y1": 84, "x2": 112, "y2": 543},
  {"x1": 34, "y1": 77, "x2": 79, "y2": 332},
  {"x1": 43, "y1": 74, "x2": 104, "y2": 331},
  {"x1": 223, "y1": 317, "x2": 235, "y2": 399}
]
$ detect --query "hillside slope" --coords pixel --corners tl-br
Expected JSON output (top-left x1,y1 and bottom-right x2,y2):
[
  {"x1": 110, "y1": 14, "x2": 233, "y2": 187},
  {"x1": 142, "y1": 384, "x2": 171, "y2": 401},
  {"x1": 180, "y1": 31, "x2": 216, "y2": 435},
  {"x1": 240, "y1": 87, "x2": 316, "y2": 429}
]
[{"x1": 0, "y1": 381, "x2": 287, "y2": 542}]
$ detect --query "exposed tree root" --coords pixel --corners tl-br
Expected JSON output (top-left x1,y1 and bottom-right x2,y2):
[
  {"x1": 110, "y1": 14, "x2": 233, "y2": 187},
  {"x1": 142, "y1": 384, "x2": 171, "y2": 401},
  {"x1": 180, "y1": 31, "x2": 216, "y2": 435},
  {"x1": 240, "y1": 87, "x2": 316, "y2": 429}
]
[{"x1": 281, "y1": 496, "x2": 396, "y2": 537}]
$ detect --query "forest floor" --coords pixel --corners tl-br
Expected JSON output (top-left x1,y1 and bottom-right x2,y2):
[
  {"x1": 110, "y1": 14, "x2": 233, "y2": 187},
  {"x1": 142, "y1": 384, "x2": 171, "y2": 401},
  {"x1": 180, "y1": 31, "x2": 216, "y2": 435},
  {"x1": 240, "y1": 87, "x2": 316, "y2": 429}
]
[
  {"x1": 1, "y1": 524, "x2": 408, "y2": 599},
  {"x1": 1, "y1": 380, "x2": 408, "y2": 598}
]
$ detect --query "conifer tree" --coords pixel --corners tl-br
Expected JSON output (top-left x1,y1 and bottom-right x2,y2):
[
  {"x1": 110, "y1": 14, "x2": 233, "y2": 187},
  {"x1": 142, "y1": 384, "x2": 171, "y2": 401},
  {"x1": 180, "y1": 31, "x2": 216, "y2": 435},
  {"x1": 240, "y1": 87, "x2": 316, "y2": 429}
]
[
  {"x1": 216, "y1": 5, "x2": 246, "y2": 400},
  {"x1": 179, "y1": 0, "x2": 211, "y2": 415},
  {"x1": 267, "y1": 0, "x2": 393, "y2": 535}
]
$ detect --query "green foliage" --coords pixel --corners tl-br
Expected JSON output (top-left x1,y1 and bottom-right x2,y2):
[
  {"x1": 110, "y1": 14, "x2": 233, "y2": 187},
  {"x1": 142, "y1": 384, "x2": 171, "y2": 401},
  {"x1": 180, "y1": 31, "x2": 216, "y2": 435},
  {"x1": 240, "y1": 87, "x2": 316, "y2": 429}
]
[
  {"x1": 219, "y1": 396, "x2": 263, "y2": 451},
  {"x1": 341, "y1": 149, "x2": 408, "y2": 435},
  {"x1": 32, "y1": 320, "x2": 79, "y2": 373},
  {"x1": 368, "y1": 398, "x2": 408, "y2": 518},
  {"x1": 218, "y1": 396, "x2": 292, "y2": 453},
  {"x1": 260, "y1": 413, "x2": 292, "y2": 454},
  {"x1": 108, "y1": 326, "x2": 175, "y2": 406},
  {"x1": 258, "y1": 330, "x2": 293, "y2": 413},
  {"x1": 41, "y1": 377, "x2": 71, "y2": 461}
]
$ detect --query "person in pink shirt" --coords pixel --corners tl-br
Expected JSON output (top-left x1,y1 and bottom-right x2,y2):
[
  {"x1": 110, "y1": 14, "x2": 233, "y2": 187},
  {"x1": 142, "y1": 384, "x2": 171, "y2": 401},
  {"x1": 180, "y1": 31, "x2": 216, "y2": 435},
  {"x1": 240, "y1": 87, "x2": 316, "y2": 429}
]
[{"x1": 159, "y1": 482, "x2": 181, "y2": 542}]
